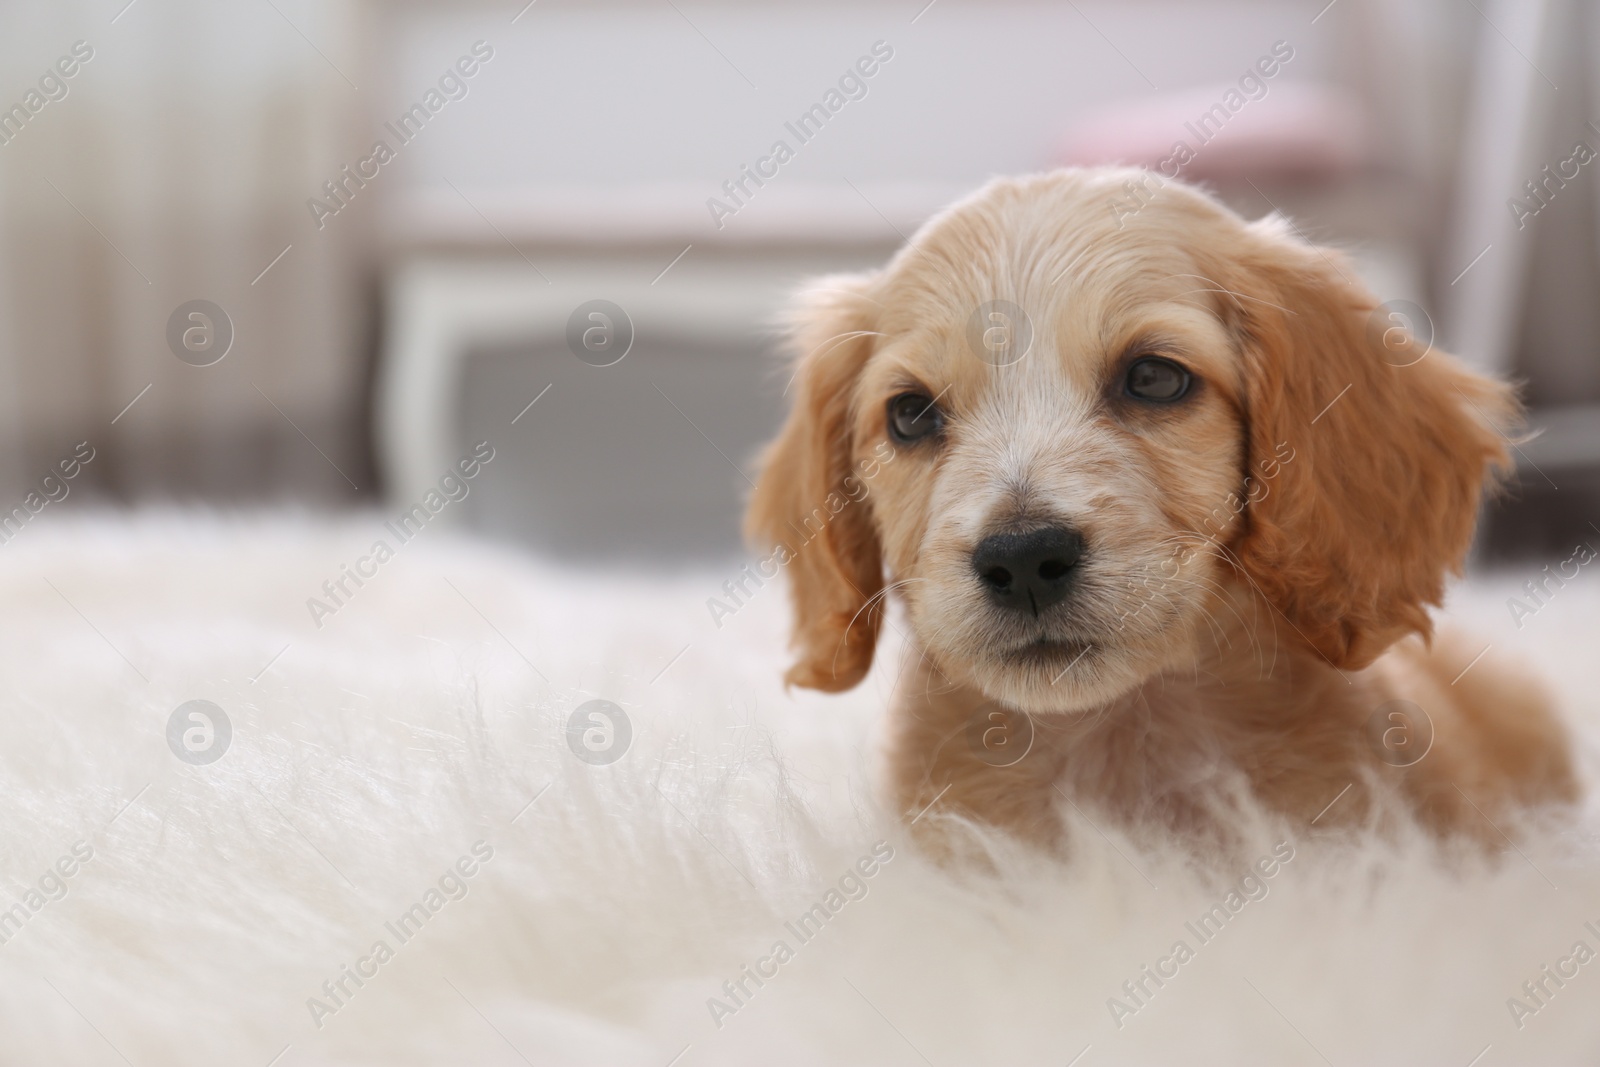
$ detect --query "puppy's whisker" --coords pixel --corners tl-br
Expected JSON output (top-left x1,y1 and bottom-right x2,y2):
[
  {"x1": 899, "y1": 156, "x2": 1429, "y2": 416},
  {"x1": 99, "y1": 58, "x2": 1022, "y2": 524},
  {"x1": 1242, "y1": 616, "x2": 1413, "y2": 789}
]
[
  {"x1": 913, "y1": 648, "x2": 957, "y2": 694},
  {"x1": 1156, "y1": 570, "x2": 1259, "y2": 652},
  {"x1": 1181, "y1": 598, "x2": 1228, "y2": 649},
  {"x1": 1161, "y1": 272, "x2": 1246, "y2": 311},
  {"x1": 1180, "y1": 562, "x2": 1277, "y2": 680},
  {"x1": 810, "y1": 287, "x2": 887, "y2": 309},
  {"x1": 1172, "y1": 286, "x2": 1299, "y2": 317},
  {"x1": 1163, "y1": 272, "x2": 1299, "y2": 318},
  {"x1": 1153, "y1": 530, "x2": 1226, "y2": 553},
  {"x1": 829, "y1": 578, "x2": 928, "y2": 681},
  {"x1": 1192, "y1": 593, "x2": 1260, "y2": 666},
  {"x1": 814, "y1": 329, "x2": 887, "y2": 352},
  {"x1": 782, "y1": 330, "x2": 887, "y2": 396},
  {"x1": 853, "y1": 578, "x2": 923, "y2": 626}
]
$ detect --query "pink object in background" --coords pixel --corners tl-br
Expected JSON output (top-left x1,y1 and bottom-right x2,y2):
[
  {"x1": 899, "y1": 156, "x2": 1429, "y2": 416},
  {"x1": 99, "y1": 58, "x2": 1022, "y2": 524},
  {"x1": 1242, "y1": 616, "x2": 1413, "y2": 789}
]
[{"x1": 1057, "y1": 81, "x2": 1368, "y2": 183}]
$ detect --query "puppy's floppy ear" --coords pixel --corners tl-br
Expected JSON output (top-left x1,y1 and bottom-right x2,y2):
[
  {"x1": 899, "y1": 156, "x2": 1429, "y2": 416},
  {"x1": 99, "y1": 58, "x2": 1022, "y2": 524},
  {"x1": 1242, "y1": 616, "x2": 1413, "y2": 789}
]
[
  {"x1": 745, "y1": 274, "x2": 884, "y2": 691},
  {"x1": 1212, "y1": 219, "x2": 1515, "y2": 669}
]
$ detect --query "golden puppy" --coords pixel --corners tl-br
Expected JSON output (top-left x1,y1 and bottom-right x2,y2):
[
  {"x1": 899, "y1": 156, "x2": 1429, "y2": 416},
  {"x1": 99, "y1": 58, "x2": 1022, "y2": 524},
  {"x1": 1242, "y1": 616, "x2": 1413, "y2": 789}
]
[{"x1": 747, "y1": 168, "x2": 1577, "y2": 852}]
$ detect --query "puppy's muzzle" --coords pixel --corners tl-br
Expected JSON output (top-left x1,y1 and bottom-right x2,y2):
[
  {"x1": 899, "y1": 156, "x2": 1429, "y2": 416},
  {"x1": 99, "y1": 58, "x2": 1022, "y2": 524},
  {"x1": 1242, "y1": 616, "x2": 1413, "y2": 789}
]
[{"x1": 971, "y1": 526, "x2": 1085, "y2": 617}]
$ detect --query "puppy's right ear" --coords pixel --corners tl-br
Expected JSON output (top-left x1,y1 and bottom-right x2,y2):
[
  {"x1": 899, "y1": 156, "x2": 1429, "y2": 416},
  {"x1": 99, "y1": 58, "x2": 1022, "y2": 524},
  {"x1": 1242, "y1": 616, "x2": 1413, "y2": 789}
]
[{"x1": 745, "y1": 274, "x2": 884, "y2": 692}]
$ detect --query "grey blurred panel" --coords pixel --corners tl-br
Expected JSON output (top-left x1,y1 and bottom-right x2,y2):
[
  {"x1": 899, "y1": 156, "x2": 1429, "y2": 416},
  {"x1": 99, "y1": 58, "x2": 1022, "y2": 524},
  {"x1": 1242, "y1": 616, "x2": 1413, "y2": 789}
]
[{"x1": 456, "y1": 328, "x2": 785, "y2": 562}]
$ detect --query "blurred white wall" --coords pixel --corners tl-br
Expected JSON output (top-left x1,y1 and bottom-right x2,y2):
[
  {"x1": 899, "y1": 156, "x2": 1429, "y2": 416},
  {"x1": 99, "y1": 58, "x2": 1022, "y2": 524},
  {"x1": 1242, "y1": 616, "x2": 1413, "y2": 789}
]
[{"x1": 0, "y1": 0, "x2": 1593, "y2": 552}]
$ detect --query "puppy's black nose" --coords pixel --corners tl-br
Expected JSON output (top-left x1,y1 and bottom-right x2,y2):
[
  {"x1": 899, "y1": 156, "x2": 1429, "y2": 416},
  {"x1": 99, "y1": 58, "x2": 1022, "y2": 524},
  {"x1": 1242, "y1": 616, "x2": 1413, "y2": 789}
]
[{"x1": 972, "y1": 526, "x2": 1085, "y2": 615}]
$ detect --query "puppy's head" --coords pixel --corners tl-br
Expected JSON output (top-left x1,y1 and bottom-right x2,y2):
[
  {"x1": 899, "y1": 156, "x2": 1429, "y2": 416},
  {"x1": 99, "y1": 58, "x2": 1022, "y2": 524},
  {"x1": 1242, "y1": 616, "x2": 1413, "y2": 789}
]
[{"x1": 747, "y1": 169, "x2": 1513, "y2": 711}]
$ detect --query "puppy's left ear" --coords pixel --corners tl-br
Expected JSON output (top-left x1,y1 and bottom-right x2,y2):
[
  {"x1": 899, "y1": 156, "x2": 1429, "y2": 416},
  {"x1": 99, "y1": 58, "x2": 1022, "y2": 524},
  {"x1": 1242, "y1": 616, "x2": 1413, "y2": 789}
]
[
  {"x1": 1212, "y1": 219, "x2": 1515, "y2": 669},
  {"x1": 745, "y1": 274, "x2": 885, "y2": 691}
]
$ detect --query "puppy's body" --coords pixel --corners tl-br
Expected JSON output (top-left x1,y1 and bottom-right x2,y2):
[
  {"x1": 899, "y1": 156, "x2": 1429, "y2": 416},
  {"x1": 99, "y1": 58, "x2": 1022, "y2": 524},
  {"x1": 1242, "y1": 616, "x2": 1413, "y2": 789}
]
[
  {"x1": 748, "y1": 169, "x2": 1578, "y2": 852},
  {"x1": 885, "y1": 612, "x2": 1576, "y2": 852}
]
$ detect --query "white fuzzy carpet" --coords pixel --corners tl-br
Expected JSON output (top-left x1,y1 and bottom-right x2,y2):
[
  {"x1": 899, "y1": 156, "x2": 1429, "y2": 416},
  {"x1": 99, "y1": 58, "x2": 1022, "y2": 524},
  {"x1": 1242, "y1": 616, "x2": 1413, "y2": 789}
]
[{"x1": 3, "y1": 512, "x2": 1599, "y2": 1066}]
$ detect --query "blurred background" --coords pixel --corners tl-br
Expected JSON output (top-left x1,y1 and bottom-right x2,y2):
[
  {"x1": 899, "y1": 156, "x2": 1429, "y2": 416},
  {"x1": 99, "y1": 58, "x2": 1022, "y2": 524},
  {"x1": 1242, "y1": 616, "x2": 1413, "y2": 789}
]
[{"x1": 1, "y1": 0, "x2": 1595, "y2": 564}]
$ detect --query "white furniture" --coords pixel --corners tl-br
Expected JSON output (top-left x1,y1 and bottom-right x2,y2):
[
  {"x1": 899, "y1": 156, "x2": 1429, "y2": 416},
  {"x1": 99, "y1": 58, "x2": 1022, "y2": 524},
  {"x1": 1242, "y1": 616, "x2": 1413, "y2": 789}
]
[
  {"x1": 376, "y1": 256, "x2": 777, "y2": 528},
  {"x1": 373, "y1": 246, "x2": 892, "y2": 558}
]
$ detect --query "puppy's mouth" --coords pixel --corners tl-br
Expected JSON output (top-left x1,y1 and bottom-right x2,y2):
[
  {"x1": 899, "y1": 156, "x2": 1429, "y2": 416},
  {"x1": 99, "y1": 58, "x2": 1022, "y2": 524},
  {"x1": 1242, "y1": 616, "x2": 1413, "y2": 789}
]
[{"x1": 999, "y1": 636, "x2": 1096, "y2": 670}]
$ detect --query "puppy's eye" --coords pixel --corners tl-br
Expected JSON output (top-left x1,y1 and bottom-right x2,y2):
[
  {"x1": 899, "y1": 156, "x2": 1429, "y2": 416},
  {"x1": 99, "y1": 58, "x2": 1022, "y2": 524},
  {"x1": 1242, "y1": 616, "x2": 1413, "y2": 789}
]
[
  {"x1": 887, "y1": 392, "x2": 943, "y2": 442},
  {"x1": 1124, "y1": 356, "x2": 1192, "y2": 402}
]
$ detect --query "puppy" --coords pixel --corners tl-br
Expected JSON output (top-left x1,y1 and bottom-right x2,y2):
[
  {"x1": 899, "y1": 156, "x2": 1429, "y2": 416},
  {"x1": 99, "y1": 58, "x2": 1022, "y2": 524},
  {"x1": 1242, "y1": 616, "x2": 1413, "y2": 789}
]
[{"x1": 746, "y1": 168, "x2": 1577, "y2": 853}]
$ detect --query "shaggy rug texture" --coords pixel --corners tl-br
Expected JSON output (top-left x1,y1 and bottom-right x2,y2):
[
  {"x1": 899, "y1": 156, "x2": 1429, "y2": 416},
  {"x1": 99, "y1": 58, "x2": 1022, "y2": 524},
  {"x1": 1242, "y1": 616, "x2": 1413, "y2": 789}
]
[{"x1": 2, "y1": 512, "x2": 1598, "y2": 1066}]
